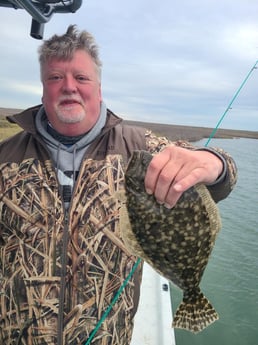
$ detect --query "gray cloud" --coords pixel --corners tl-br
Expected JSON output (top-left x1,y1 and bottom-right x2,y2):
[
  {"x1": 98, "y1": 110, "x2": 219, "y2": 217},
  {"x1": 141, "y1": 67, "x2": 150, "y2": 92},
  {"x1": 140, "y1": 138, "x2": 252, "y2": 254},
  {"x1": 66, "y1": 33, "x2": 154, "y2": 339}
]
[{"x1": 0, "y1": 0, "x2": 258, "y2": 129}]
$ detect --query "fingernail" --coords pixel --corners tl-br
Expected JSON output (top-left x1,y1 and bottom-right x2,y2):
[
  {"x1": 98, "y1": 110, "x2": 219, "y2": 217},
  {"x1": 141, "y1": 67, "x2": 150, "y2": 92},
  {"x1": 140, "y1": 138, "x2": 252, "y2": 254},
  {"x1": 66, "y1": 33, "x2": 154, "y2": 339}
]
[
  {"x1": 146, "y1": 188, "x2": 153, "y2": 195},
  {"x1": 164, "y1": 203, "x2": 173, "y2": 209},
  {"x1": 174, "y1": 183, "x2": 182, "y2": 192}
]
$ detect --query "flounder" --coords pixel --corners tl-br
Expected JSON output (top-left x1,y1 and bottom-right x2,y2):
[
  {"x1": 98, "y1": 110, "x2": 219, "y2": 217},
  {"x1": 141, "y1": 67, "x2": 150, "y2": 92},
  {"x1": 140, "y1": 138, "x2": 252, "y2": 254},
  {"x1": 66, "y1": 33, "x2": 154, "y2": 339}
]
[{"x1": 121, "y1": 150, "x2": 222, "y2": 333}]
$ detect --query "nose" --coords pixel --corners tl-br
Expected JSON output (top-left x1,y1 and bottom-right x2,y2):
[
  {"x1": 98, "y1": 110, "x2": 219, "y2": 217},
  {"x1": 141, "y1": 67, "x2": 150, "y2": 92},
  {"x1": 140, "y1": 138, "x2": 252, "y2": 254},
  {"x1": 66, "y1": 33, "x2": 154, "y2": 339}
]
[{"x1": 62, "y1": 75, "x2": 77, "y2": 93}]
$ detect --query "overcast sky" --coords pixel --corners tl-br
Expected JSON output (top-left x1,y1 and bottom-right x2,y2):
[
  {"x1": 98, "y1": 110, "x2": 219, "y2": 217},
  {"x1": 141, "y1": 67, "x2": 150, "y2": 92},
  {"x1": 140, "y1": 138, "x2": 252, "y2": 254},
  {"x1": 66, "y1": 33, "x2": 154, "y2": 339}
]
[{"x1": 0, "y1": 0, "x2": 258, "y2": 130}]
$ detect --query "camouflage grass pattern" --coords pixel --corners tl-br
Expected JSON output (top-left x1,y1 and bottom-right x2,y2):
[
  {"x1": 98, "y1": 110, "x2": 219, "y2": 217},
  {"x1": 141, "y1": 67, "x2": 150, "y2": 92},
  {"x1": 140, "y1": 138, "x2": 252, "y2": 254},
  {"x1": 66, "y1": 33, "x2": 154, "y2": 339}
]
[{"x1": 0, "y1": 156, "x2": 142, "y2": 345}]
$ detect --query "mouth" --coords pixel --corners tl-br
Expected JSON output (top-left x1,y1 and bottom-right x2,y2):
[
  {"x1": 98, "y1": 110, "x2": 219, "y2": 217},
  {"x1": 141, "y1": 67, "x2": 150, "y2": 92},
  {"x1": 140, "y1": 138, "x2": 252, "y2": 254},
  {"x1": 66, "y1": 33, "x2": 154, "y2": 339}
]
[{"x1": 59, "y1": 99, "x2": 81, "y2": 107}]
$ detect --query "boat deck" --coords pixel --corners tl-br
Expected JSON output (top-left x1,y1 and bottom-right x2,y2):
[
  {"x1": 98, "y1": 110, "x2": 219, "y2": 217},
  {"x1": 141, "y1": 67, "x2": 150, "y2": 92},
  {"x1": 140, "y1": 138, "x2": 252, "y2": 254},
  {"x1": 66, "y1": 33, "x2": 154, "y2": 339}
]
[{"x1": 131, "y1": 263, "x2": 176, "y2": 345}]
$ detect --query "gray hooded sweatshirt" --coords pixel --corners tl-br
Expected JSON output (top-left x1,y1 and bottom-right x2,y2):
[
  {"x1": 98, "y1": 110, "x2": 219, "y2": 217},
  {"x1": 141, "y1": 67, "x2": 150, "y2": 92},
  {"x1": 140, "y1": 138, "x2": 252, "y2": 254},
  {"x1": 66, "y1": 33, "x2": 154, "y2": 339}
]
[{"x1": 35, "y1": 102, "x2": 107, "y2": 207}]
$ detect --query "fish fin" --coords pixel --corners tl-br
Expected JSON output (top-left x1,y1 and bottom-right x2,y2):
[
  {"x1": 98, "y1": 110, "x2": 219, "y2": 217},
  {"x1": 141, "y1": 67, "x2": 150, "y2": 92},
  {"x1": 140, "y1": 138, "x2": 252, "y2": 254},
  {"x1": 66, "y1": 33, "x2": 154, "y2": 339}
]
[
  {"x1": 120, "y1": 203, "x2": 146, "y2": 258},
  {"x1": 172, "y1": 289, "x2": 219, "y2": 333}
]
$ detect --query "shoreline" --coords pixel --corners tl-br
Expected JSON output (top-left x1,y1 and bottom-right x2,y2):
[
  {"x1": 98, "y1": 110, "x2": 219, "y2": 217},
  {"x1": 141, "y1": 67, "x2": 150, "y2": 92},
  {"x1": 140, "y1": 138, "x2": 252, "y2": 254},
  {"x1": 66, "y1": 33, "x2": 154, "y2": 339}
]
[
  {"x1": 1, "y1": 107, "x2": 257, "y2": 142},
  {"x1": 124, "y1": 120, "x2": 258, "y2": 142}
]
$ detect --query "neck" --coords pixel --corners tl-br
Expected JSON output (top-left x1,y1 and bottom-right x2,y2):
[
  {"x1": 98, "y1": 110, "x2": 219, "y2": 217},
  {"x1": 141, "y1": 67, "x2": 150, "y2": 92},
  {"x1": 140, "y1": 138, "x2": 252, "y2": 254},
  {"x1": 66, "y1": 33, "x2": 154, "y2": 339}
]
[{"x1": 47, "y1": 122, "x2": 86, "y2": 146}]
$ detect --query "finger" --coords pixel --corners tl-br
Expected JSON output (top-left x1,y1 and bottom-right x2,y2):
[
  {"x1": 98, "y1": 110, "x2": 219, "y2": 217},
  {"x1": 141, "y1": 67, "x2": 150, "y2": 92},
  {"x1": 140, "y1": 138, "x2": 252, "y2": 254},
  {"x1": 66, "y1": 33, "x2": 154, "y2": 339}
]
[
  {"x1": 174, "y1": 167, "x2": 204, "y2": 191},
  {"x1": 164, "y1": 191, "x2": 182, "y2": 209},
  {"x1": 144, "y1": 150, "x2": 172, "y2": 195},
  {"x1": 152, "y1": 160, "x2": 180, "y2": 203},
  {"x1": 164, "y1": 168, "x2": 204, "y2": 208}
]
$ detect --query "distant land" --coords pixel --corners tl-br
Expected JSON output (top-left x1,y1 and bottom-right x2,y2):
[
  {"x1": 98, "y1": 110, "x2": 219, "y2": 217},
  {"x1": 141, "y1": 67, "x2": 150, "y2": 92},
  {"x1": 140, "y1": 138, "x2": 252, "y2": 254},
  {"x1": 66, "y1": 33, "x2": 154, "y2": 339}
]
[
  {"x1": 124, "y1": 120, "x2": 258, "y2": 142},
  {"x1": 1, "y1": 107, "x2": 258, "y2": 142}
]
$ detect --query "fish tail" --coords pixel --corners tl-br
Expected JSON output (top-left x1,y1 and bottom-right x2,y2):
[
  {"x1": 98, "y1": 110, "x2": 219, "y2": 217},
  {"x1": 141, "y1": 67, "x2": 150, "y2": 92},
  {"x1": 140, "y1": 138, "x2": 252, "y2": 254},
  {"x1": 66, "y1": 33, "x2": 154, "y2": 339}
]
[{"x1": 172, "y1": 288, "x2": 219, "y2": 333}]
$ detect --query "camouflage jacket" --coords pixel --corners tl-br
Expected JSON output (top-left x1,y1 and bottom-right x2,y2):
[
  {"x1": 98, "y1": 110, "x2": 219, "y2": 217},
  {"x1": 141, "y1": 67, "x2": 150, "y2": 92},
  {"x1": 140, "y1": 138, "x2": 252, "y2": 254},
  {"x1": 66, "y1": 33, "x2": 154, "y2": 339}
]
[{"x1": 0, "y1": 105, "x2": 237, "y2": 345}]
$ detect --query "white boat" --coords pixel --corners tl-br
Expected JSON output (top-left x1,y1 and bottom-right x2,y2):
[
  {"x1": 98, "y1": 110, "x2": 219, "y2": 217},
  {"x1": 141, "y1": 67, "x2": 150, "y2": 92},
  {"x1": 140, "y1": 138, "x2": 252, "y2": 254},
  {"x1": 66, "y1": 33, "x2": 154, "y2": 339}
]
[{"x1": 131, "y1": 263, "x2": 176, "y2": 345}]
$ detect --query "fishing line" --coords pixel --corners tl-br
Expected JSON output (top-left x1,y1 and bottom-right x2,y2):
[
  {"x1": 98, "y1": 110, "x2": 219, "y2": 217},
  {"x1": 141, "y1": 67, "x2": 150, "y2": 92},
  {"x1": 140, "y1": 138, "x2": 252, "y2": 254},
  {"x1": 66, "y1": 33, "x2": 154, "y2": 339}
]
[
  {"x1": 84, "y1": 257, "x2": 142, "y2": 345},
  {"x1": 205, "y1": 60, "x2": 258, "y2": 146},
  {"x1": 84, "y1": 60, "x2": 257, "y2": 344}
]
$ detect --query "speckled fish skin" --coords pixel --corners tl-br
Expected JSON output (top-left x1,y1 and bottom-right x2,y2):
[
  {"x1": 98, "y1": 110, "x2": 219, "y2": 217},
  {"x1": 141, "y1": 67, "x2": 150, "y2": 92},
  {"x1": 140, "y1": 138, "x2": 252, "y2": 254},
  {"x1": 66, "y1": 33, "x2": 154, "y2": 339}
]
[{"x1": 122, "y1": 150, "x2": 222, "y2": 333}]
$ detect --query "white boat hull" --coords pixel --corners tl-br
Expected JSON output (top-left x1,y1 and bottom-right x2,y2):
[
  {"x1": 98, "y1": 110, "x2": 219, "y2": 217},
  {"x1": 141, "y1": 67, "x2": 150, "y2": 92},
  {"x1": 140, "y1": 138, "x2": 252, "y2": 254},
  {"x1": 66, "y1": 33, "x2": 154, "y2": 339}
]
[{"x1": 131, "y1": 263, "x2": 176, "y2": 345}]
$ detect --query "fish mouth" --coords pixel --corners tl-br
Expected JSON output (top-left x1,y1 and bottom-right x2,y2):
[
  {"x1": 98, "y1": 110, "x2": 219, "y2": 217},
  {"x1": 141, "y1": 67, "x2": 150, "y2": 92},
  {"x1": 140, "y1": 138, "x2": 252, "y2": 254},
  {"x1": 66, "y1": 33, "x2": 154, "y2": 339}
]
[
  {"x1": 125, "y1": 175, "x2": 138, "y2": 190},
  {"x1": 126, "y1": 151, "x2": 142, "y2": 175},
  {"x1": 126, "y1": 150, "x2": 153, "y2": 179}
]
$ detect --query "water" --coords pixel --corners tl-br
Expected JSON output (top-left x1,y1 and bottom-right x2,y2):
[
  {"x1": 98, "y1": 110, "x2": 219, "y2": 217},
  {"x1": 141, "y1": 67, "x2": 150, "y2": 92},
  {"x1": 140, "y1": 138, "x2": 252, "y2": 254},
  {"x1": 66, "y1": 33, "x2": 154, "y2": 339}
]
[{"x1": 171, "y1": 138, "x2": 258, "y2": 345}]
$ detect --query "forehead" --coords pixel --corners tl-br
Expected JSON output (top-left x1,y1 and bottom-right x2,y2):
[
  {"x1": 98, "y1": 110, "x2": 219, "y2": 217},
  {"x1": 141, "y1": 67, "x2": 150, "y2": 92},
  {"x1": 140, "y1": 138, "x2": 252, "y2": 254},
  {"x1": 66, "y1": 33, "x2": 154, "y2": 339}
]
[{"x1": 42, "y1": 50, "x2": 96, "y2": 73}]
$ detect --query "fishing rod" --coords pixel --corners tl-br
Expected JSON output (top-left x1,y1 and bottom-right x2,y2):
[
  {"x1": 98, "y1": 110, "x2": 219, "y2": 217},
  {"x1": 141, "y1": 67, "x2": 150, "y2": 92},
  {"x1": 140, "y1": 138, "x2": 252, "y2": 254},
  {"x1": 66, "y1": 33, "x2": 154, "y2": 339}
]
[{"x1": 205, "y1": 59, "x2": 258, "y2": 146}]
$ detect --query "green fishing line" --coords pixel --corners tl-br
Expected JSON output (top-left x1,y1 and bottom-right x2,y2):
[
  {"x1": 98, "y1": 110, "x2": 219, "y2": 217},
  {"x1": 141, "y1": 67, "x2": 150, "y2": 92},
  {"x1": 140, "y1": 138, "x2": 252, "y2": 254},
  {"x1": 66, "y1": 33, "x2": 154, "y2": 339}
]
[{"x1": 84, "y1": 257, "x2": 142, "y2": 345}]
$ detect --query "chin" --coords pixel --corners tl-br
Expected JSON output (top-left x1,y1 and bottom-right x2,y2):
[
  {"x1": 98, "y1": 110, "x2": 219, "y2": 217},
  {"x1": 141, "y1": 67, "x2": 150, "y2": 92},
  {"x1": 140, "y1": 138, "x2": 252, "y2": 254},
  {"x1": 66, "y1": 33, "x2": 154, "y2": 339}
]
[{"x1": 57, "y1": 111, "x2": 86, "y2": 124}]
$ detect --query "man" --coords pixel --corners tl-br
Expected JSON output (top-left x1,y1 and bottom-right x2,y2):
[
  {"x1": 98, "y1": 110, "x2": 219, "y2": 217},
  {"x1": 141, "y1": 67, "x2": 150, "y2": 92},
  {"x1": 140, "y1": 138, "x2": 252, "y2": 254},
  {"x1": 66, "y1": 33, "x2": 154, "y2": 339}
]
[{"x1": 0, "y1": 25, "x2": 237, "y2": 345}]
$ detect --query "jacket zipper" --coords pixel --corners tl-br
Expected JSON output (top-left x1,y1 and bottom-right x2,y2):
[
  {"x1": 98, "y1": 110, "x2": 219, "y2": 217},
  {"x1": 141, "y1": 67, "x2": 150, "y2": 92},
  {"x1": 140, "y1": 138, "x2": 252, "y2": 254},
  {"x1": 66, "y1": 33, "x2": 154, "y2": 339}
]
[{"x1": 57, "y1": 210, "x2": 70, "y2": 345}]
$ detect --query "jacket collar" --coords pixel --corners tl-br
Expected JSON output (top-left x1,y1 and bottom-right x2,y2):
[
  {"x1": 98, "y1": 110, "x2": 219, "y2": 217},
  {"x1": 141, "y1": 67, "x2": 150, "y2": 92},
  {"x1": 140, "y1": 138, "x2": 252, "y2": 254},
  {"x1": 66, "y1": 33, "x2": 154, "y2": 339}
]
[{"x1": 7, "y1": 104, "x2": 123, "y2": 137}]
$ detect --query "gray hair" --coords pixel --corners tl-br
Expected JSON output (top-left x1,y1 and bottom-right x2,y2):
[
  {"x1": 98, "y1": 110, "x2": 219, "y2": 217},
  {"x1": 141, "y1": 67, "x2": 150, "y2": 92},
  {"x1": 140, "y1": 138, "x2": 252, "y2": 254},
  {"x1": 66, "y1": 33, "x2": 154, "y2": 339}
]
[{"x1": 38, "y1": 25, "x2": 102, "y2": 80}]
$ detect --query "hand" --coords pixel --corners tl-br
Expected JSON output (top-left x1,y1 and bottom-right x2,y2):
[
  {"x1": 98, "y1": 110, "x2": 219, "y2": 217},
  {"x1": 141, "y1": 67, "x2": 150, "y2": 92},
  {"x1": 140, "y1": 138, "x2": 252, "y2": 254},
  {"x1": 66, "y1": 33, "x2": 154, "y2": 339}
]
[{"x1": 144, "y1": 145, "x2": 223, "y2": 208}]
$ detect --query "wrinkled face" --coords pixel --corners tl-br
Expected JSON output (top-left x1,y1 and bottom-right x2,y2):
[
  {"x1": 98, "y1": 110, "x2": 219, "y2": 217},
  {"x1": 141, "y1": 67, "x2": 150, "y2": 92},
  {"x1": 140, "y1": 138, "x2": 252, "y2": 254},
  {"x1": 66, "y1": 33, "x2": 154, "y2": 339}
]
[{"x1": 41, "y1": 49, "x2": 102, "y2": 136}]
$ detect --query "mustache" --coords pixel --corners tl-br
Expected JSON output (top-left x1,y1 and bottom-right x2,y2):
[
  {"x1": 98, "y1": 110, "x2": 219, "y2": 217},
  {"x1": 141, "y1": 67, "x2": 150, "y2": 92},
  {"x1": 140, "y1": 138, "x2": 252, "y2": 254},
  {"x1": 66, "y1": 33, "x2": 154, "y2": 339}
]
[{"x1": 58, "y1": 96, "x2": 84, "y2": 105}]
